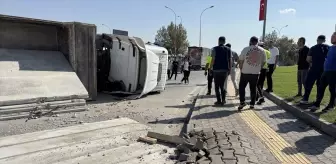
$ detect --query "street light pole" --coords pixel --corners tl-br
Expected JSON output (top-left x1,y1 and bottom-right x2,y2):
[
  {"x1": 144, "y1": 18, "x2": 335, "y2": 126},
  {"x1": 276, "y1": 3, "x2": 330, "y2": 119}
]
[
  {"x1": 199, "y1": 6, "x2": 214, "y2": 47},
  {"x1": 178, "y1": 16, "x2": 182, "y2": 24},
  {"x1": 165, "y1": 6, "x2": 177, "y2": 56},
  {"x1": 102, "y1": 24, "x2": 112, "y2": 35},
  {"x1": 272, "y1": 25, "x2": 288, "y2": 36}
]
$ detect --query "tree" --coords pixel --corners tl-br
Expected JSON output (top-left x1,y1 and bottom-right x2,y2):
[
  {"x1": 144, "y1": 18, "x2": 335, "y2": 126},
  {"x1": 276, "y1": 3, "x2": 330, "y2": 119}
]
[
  {"x1": 263, "y1": 31, "x2": 298, "y2": 66},
  {"x1": 155, "y1": 22, "x2": 189, "y2": 55}
]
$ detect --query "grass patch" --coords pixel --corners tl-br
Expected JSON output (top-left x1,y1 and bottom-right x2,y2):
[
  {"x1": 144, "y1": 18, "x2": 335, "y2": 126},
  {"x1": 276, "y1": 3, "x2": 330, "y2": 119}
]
[{"x1": 272, "y1": 66, "x2": 336, "y2": 123}]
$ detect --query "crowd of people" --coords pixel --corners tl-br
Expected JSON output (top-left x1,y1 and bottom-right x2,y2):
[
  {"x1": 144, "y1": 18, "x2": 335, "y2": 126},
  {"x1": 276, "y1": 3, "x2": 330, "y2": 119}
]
[{"x1": 204, "y1": 32, "x2": 336, "y2": 113}]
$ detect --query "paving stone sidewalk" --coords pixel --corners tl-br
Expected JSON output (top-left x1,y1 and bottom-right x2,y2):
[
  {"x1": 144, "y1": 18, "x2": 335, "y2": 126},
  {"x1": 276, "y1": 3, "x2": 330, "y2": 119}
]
[
  {"x1": 254, "y1": 97, "x2": 336, "y2": 164},
  {"x1": 188, "y1": 87, "x2": 280, "y2": 164}
]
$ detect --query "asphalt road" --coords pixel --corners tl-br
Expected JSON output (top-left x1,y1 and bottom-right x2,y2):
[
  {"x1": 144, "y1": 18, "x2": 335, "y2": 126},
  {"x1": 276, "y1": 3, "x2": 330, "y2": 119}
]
[{"x1": 0, "y1": 71, "x2": 207, "y2": 137}]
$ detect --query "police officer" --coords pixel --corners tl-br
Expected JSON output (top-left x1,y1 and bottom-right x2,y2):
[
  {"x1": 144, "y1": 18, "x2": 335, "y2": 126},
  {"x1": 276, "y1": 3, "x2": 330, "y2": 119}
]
[{"x1": 204, "y1": 54, "x2": 213, "y2": 95}]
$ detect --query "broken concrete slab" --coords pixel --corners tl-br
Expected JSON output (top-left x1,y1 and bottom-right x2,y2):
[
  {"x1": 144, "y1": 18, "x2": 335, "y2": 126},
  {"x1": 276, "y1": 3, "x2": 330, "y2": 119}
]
[
  {"x1": 147, "y1": 131, "x2": 184, "y2": 145},
  {"x1": 138, "y1": 136, "x2": 157, "y2": 144},
  {"x1": 0, "y1": 118, "x2": 173, "y2": 164}
]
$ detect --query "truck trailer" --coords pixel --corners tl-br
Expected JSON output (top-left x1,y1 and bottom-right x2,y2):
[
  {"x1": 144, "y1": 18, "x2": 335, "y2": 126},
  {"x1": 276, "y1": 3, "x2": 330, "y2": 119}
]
[
  {"x1": 187, "y1": 46, "x2": 211, "y2": 70},
  {"x1": 0, "y1": 14, "x2": 96, "y2": 120}
]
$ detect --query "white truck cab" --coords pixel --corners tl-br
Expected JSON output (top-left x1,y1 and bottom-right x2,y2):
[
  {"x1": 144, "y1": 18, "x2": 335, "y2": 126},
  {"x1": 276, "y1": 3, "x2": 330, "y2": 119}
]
[
  {"x1": 145, "y1": 44, "x2": 169, "y2": 92},
  {"x1": 98, "y1": 34, "x2": 159, "y2": 98}
]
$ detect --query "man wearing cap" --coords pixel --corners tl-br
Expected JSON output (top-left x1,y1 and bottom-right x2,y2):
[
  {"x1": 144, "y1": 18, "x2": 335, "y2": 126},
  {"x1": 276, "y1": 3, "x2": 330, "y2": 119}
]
[
  {"x1": 300, "y1": 35, "x2": 329, "y2": 104},
  {"x1": 265, "y1": 41, "x2": 279, "y2": 93},
  {"x1": 209, "y1": 36, "x2": 231, "y2": 105},
  {"x1": 238, "y1": 36, "x2": 266, "y2": 110},
  {"x1": 296, "y1": 37, "x2": 310, "y2": 97},
  {"x1": 224, "y1": 43, "x2": 239, "y2": 96},
  {"x1": 256, "y1": 42, "x2": 271, "y2": 105},
  {"x1": 309, "y1": 32, "x2": 336, "y2": 112},
  {"x1": 204, "y1": 54, "x2": 213, "y2": 95}
]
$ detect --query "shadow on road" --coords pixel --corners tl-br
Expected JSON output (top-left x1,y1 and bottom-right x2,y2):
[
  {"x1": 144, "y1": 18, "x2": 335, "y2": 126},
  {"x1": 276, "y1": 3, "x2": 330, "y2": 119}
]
[
  {"x1": 148, "y1": 117, "x2": 186, "y2": 124},
  {"x1": 165, "y1": 103, "x2": 194, "y2": 109},
  {"x1": 269, "y1": 112, "x2": 298, "y2": 120},
  {"x1": 166, "y1": 82, "x2": 182, "y2": 85},
  {"x1": 254, "y1": 105, "x2": 283, "y2": 112},
  {"x1": 87, "y1": 93, "x2": 122, "y2": 105},
  {"x1": 276, "y1": 120, "x2": 312, "y2": 133},
  {"x1": 282, "y1": 135, "x2": 335, "y2": 156},
  {"x1": 191, "y1": 109, "x2": 237, "y2": 120}
]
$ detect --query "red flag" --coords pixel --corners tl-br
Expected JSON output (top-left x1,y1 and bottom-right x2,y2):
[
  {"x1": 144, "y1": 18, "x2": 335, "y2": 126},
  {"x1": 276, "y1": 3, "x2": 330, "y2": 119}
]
[{"x1": 259, "y1": 0, "x2": 265, "y2": 21}]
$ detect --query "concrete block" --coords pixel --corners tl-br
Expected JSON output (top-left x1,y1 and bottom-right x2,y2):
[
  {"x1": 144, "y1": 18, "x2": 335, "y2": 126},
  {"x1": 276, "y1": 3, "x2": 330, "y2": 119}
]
[
  {"x1": 137, "y1": 136, "x2": 157, "y2": 144},
  {"x1": 178, "y1": 153, "x2": 190, "y2": 161},
  {"x1": 147, "y1": 131, "x2": 184, "y2": 145},
  {"x1": 209, "y1": 155, "x2": 223, "y2": 164},
  {"x1": 243, "y1": 148, "x2": 254, "y2": 155},
  {"x1": 207, "y1": 144, "x2": 219, "y2": 150},
  {"x1": 196, "y1": 157, "x2": 211, "y2": 164},
  {"x1": 230, "y1": 142, "x2": 241, "y2": 149},
  {"x1": 206, "y1": 138, "x2": 217, "y2": 147},
  {"x1": 187, "y1": 152, "x2": 198, "y2": 163},
  {"x1": 222, "y1": 159, "x2": 237, "y2": 164},
  {"x1": 204, "y1": 132, "x2": 215, "y2": 140},
  {"x1": 228, "y1": 135, "x2": 239, "y2": 142},
  {"x1": 238, "y1": 136, "x2": 249, "y2": 142},
  {"x1": 240, "y1": 141, "x2": 252, "y2": 149},
  {"x1": 208, "y1": 148, "x2": 222, "y2": 155},
  {"x1": 217, "y1": 140, "x2": 230, "y2": 146},
  {"x1": 214, "y1": 129, "x2": 226, "y2": 134},
  {"x1": 222, "y1": 150, "x2": 236, "y2": 160},
  {"x1": 236, "y1": 155, "x2": 249, "y2": 164},
  {"x1": 247, "y1": 155, "x2": 259, "y2": 163},
  {"x1": 188, "y1": 136, "x2": 198, "y2": 145},
  {"x1": 198, "y1": 150, "x2": 206, "y2": 158},
  {"x1": 219, "y1": 144, "x2": 232, "y2": 151},
  {"x1": 193, "y1": 138, "x2": 206, "y2": 151},
  {"x1": 215, "y1": 133, "x2": 228, "y2": 140},
  {"x1": 233, "y1": 148, "x2": 247, "y2": 156}
]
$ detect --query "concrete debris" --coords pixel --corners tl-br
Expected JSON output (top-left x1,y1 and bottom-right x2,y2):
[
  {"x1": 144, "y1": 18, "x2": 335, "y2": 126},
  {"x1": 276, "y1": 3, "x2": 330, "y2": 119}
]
[
  {"x1": 138, "y1": 136, "x2": 157, "y2": 144},
  {"x1": 147, "y1": 131, "x2": 184, "y2": 145},
  {"x1": 166, "y1": 129, "x2": 256, "y2": 163},
  {"x1": 71, "y1": 114, "x2": 77, "y2": 118}
]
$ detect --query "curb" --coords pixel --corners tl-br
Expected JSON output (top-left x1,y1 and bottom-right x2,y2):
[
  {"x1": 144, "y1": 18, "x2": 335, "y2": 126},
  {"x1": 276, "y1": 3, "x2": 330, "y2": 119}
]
[
  {"x1": 178, "y1": 84, "x2": 206, "y2": 136},
  {"x1": 186, "y1": 86, "x2": 207, "y2": 133},
  {"x1": 263, "y1": 91, "x2": 336, "y2": 139}
]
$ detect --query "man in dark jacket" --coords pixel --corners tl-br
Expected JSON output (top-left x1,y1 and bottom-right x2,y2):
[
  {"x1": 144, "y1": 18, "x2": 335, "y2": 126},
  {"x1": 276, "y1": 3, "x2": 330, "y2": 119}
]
[
  {"x1": 300, "y1": 35, "x2": 329, "y2": 104},
  {"x1": 209, "y1": 36, "x2": 231, "y2": 105},
  {"x1": 296, "y1": 37, "x2": 310, "y2": 97},
  {"x1": 309, "y1": 32, "x2": 336, "y2": 112},
  {"x1": 169, "y1": 60, "x2": 179, "y2": 80}
]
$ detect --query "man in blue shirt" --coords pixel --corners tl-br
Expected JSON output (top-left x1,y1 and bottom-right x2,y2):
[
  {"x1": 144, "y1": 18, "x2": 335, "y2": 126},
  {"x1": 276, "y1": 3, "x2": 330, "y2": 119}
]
[
  {"x1": 309, "y1": 32, "x2": 336, "y2": 112},
  {"x1": 210, "y1": 36, "x2": 232, "y2": 106},
  {"x1": 300, "y1": 35, "x2": 329, "y2": 104}
]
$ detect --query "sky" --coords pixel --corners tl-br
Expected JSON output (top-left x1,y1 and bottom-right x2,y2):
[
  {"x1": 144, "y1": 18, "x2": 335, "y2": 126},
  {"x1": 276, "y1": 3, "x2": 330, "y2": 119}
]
[{"x1": 1, "y1": 0, "x2": 335, "y2": 52}]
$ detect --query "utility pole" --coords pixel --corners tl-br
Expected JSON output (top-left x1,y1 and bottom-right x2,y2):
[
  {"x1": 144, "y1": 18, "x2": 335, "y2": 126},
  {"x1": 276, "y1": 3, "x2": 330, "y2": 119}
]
[
  {"x1": 165, "y1": 6, "x2": 177, "y2": 56},
  {"x1": 261, "y1": 0, "x2": 268, "y2": 42},
  {"x1": 199, "y1": 6, "x2": 214, "y2": 47},
  {"x1": 102, "y1": 24, "x2": 112, "y2": 35}
]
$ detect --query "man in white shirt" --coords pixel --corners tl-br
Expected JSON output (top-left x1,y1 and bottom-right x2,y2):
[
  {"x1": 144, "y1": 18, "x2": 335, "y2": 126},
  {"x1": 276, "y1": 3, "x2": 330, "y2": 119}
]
[
  {"x1": 238, "y1": 36, "x2": 266, "y2": 110},
  {"x1": 266, "y1": 41, "x2": 279, "y2": 93}
]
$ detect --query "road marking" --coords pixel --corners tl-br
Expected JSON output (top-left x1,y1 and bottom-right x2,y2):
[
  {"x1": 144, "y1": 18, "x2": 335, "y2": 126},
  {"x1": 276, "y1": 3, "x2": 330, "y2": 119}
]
[{"x1": 239, "y1": 109, "x2": 311, "y2": 164}]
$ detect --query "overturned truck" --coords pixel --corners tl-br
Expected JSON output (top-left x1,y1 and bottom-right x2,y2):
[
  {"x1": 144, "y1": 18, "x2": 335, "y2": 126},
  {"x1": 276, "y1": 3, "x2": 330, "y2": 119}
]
[
  {"x1": 0, "y1": 14, "x2": 168, "y2": 120},
  {"x1": 0, "y1": 15, "x2": 96, "y2": 120},
  {"x1": 96, "y1": 34, "x2": 160, "y2": 97}
]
